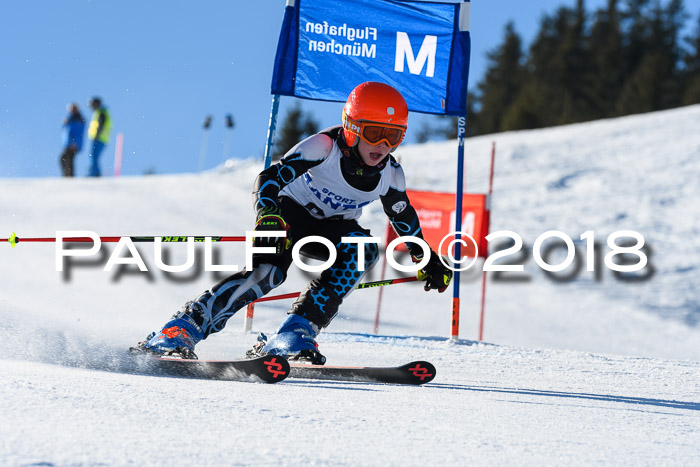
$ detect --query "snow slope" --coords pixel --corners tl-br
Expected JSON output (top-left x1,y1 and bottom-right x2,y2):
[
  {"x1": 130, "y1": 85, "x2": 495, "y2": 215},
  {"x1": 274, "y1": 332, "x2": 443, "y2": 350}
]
[{"x1": 1, "y1": 106, "x2": 699, "y2": 465}]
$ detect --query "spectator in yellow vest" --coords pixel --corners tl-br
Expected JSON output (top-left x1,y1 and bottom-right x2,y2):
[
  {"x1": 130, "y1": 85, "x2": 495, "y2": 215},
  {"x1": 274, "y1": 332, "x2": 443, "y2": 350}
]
[{"x1": 87, "y1": 97, "x2": 111, "y2": 177}]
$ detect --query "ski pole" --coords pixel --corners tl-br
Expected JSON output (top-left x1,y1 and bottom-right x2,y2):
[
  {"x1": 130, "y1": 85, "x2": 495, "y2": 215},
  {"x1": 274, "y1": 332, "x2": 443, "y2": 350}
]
[
  {"x1": 251, "y1": 276, "x2": 419, "y2": 304},
  {"x1": 1, "y1": 233, "x2": 245, "y2": 248},
  {"x1": 197, "y1": 115, "x2": 212, "y2": 173}
]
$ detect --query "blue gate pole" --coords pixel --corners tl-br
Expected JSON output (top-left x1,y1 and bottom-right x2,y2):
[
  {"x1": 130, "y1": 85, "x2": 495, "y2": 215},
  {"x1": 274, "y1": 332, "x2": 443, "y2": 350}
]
[
  {"x1": 245, "y1": 94, "x2": 281, "y2": 333},
  {"x1": 262, "y1": 94, "x2": 281, "y2": 170},
  {"x1": 451, "y1": 115, "x2": 467, "y2": 341}
]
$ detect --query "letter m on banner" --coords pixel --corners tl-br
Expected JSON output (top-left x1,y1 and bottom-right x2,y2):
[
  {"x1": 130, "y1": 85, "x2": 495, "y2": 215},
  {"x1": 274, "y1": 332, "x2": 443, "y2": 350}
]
[
  {"x1": 395, "y1": 32, "x2": 437, "y2": 77},
  {"x1": 271, "y1": 0, "x2": 471, "y2": 116}
]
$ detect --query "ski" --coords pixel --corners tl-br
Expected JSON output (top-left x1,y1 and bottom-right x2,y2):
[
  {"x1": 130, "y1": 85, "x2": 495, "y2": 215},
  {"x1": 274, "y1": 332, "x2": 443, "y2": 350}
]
[
  {"x1": 288, "y1": 360, "x2": 436, "y2": 385},
  {"x1": 136, "y1": 354, "x2": 290, "y2": 384}
]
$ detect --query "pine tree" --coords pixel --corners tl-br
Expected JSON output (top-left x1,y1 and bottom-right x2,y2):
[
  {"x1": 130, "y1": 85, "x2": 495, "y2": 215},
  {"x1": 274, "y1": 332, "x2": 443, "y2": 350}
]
[
  {"x1": 620, "y1": 0, "x2": 651, "y2": 74},
  {"x1": 682, "y1": 11, "x2": 700, "y2": 104},
  {"x1": 505, "y1": 2, "x2": 594, "y2": 129},
  {"x1": 475, "y1": 22, "x2": 526, "y2": 134},
  {"x1": 652, "y1": 0, "x2": 687, "y2": 108},
  {"x1": 559, "y1": 0, "x2": 597, "y2": 123},
  {"x1": 414, "y1": 120, "x2": 434, "y2": 143},
  {"x1": 588, "y1": 0, "x2": 625, "y2": 117},
  {"x1": 273, "y1": 103, "x2": 319, "y2": 161},
  {"x1": 465, "y1": 90, "x2": 480, "y2": 137},
  {"x1": 413, "y1": 91, "x2": 476, "y2": 142},
  {"x1": 616, "y1": 0, "x2": 687, "y2": 113}
]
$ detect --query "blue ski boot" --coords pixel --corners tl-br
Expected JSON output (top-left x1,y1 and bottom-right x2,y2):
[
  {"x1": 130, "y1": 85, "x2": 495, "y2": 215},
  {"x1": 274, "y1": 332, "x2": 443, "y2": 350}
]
[
  {"x1": 248, "y1": 314, "x2": 326, "y2": 365},
  {"x1": 132, "y1": 314, "x2": 204, "y2": 359}
]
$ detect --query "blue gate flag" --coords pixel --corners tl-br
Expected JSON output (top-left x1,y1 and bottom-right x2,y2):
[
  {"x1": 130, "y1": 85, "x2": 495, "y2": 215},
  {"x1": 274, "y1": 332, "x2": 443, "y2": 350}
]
[{"x1": 272, "y1": 0, "x2": 471, "y2": 116}]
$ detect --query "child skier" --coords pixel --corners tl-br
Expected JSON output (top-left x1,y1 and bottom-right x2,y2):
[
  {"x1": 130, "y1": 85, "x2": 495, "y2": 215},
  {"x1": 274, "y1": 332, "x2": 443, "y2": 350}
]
[{"x1": 132, "y1": 81, "x2": 453, "y2": 364}]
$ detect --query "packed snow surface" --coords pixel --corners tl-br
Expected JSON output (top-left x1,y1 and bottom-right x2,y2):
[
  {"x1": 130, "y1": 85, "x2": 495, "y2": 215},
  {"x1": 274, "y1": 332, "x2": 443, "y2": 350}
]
[{"x1": 1, "y1": 106, "x2": 699, "y2": 465}]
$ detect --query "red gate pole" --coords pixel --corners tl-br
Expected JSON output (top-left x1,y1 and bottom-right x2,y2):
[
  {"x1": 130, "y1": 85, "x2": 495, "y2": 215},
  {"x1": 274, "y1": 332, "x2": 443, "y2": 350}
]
[
  {"x1": 244, "y1": 303, "x2": 255, "y2": 333},
  {"x1": 373, "y1": 224, "x2": 392, "y2": 334},
  {"x1": 114, "y1": 133, "x2": 124, "y2": 177},
  {"x1": 478, "y1": 141, "x2": 496, "y2": 341}
]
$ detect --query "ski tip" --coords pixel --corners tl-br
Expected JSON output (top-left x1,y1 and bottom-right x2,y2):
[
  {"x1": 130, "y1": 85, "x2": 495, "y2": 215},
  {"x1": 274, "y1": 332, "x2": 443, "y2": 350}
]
[
  {"x1": 9, "y1": 232, "x2": 17, "y2": 248},
  {"x1": 401, "y1": 360, "x2": 437, "y2": 384}
]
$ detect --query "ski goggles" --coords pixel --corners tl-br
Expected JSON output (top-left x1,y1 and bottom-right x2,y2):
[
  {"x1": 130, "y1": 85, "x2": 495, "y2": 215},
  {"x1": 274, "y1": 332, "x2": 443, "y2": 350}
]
[{"x1": 343, "y1": 114, "x2": 406, "y2": 147}]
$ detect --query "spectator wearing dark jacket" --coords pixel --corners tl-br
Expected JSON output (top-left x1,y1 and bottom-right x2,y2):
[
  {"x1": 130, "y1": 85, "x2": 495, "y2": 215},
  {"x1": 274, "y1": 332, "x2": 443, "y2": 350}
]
[{"x1": 60, "y1": 103, "x2": 85, "y2": 177}]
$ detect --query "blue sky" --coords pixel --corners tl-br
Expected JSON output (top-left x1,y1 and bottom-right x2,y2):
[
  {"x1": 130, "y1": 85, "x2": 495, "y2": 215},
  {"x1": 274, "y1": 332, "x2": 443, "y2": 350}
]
[{"x1": 1, "y1": 0, "x2": 697, "y2": 178}]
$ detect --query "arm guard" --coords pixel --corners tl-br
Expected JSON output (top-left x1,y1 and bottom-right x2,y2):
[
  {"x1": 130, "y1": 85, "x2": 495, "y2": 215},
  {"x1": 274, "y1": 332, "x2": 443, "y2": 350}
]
[
  {"x1": 252, "y1": 153, "x2": 323, "y2": 217},
  {"x1": 253, "y1": 133, "x2": 334, "y2": 216},
  {"x1": 380, "y1": 186, "x2": 427, "y2": 258}
]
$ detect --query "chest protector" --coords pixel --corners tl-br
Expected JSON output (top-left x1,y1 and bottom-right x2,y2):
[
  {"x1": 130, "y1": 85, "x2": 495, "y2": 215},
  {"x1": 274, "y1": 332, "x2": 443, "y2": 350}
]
[{"x1": 280, "y1": 142, "x2": 393, "y2": 220}]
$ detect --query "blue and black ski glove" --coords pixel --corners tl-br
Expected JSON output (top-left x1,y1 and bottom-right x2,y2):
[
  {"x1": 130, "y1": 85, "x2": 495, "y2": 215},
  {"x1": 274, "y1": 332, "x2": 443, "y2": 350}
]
[
  {"x1": 414, "y1": 250, "x2": 453, "y2": 293},
  {"x1": 253, "y1": 211, "x2": 291, "y2": 255}
]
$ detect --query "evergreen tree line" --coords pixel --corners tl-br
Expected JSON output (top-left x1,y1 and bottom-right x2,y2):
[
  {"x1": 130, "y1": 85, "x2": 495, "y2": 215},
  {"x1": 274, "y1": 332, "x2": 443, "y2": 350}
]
[{"x1": 419, "y1": 0, "x2": 700, "y2": 140}]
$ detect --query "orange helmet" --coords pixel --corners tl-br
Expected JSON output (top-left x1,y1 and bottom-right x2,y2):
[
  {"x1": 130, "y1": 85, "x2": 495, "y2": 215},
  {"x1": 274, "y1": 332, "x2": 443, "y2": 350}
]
[{"x1": 342, "y1": 82, "x2": 409, "y2": 149}]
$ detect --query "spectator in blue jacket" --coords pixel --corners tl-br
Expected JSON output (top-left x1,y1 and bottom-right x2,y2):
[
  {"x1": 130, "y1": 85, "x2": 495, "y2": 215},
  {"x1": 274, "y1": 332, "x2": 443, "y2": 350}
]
[{"x1": 59, "y1": 103, "x2": 85, "y2": 177}]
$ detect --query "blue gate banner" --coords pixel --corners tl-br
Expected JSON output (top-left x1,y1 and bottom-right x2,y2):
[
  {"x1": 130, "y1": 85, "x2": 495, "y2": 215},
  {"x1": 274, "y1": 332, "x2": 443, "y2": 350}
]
[{"x1": 271, "y1": 0, "x2": 471, "y2": 116}]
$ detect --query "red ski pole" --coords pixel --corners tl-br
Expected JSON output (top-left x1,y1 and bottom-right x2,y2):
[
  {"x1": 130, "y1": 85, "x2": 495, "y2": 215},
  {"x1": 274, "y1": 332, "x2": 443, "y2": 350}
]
[{"x1": 2, "y1": 232, "x2": 245, "y2": 248}]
